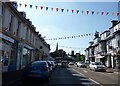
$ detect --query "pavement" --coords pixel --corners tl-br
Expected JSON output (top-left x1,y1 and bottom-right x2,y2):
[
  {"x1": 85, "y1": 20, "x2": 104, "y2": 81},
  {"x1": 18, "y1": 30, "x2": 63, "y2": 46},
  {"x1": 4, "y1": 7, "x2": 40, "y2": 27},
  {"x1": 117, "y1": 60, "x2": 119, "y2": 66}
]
[
  {"x1": 106, "y1": 68, "x2": 120, "y2": 74},
  {"x1": 2, "y1": 69, "x2": 23, "y2": 86}
]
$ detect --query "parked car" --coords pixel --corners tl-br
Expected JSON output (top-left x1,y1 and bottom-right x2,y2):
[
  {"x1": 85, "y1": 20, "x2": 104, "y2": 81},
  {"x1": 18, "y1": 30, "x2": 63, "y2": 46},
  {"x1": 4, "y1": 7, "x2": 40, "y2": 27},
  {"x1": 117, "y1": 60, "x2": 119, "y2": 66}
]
[
  {"x1": 89, "y1": 62, "x2": 106, "y2": 71},
  {"x1": 22, "y1": 61, "x2": 50, "y2": 83},
  {"x1": 47, "y1": 61, "x2": 53, "y2": 73},
  {"x1": 68, "y1": 62, "x2": 74, "y2": 65},
  {"x1": 61, "y1": 61, "x2": 69, "y2": 68},
  {"x1": 48, "y1": 61, "x2": 56, "y2": 70},
  {"x1": 76, "y1": 61, "x2": 87, "y2": 68}
]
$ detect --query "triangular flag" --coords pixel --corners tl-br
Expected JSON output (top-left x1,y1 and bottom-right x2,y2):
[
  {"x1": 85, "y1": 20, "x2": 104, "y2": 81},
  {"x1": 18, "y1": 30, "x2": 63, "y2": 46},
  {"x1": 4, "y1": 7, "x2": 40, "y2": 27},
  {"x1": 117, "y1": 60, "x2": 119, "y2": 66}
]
[
  {"x1": 46, "y1": 7, "x2": 48, "y2": 11},
  {"x1": 72, "y1": 10, "x2": 74, "y2": 13},
  {"x1": 35, "y1": 6, "x2": 38, "y2": 9},
  {"x1": 30, "y1": 5, "x2": 32, "y2": 8},
  {"x1": 61, "y1": 9, "x2": 64, "y2": 12},
  {"x1": 117, "y1": 12, "x2": 119, "y2": 16},
  {"x1": 25, "y1": 4, "x2": 27, "y2": 8},
  {"x1": 82, "y1": 11, "x2": 84, "y2": 14},
  {"x1": 40, "y1": 6, "x2": 43, "y2": 10},
  {"x1": 106, "y1": 12, "x2": 109, "y2": 15},
  {"x1": 112, "y1": 12, "x2": 114, "y2": 15},
  {"x1": 19, "y1": 3, "x2": 22, "y2": 7},
  {"x1": 51, "y1": 8, "x2": 53, "y2": 11},
  {"x1": 67, "y1": 9, "x2": 69, "y2": 12},
  {"x1": 92, "y1": 11, "x2": 94, "y2": 15},
  {"x1": 56, "y1": 8, "x2": 59, "y2": 12},
  {"x1": 87, "y1": 11, "x2": 89, "y2": 14},
  {"x1": 102, "y1": 12, "x2": 104, "y2": 15},
  {"x1": 77, "y1": 10, "x2": 79, "y2": 14},
  {"x1": 96, "y1": 12, "x2": 99, "y2": 15}
]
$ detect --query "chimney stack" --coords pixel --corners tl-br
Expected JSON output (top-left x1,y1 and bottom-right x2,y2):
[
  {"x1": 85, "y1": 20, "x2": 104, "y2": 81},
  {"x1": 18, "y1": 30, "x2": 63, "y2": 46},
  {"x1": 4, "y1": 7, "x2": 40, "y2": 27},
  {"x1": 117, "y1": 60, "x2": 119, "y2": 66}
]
[{"x1": 111, "y1": 20, "x2": 118, "y2": 26}]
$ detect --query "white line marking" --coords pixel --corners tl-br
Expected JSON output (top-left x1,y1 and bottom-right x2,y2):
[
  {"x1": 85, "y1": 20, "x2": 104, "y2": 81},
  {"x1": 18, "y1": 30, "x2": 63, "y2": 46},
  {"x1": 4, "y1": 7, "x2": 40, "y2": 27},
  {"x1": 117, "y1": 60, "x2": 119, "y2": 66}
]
[
  {"x1": 83, "y1": 70, "x2": 88, "y2": 73},
  {"x1": 81, "y1": 82, "x2": 93, "y2": 84},
  {"x1": 89, "y1": 78, "x2": 103, "y2": 86},
  {"x1": 79, "y1": 78, "x2": 90, "y2": 80},
  {"x1": 72, "y1": 74, "x2": 81, "y2": 76},
  {"x1": 72, "y1": 68, "x2": 103, "y2": 86},
  {"x1": 72, "y1": 68, "x2": 85, "y2": 76}
]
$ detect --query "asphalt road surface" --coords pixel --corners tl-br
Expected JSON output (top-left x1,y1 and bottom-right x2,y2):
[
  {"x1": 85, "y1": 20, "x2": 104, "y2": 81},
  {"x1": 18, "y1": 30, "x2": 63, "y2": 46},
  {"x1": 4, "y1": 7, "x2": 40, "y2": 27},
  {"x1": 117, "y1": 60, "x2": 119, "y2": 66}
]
[{"x1": 12, "y1": 65, "x2": 99, "y2": 86}]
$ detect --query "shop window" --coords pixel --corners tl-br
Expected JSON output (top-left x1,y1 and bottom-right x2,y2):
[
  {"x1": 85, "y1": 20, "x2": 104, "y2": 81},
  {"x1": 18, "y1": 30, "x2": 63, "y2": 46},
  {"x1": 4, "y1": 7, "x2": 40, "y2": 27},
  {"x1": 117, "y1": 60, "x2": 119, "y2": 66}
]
[
  {"x1": 10, "y1": 47, "x2": 15, "y2": 65},
  {"x1": 2, "y1": 51, "x2": 9, "y2": 66},
  {"x1": 22, "y1": 48, "x2": 31, "y2": 66}
]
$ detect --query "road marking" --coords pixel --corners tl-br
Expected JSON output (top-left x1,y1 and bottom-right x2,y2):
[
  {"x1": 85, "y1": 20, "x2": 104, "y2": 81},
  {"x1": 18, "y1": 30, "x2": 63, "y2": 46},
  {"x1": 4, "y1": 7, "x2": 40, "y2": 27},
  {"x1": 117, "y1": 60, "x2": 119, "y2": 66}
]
[
  {"x1": 72, "y1": 68, "x2": 103, "y2": 86},
  {"x1": 72, "y1": 74, "x2": 81, "y2": 76},
  {"x1": 72, "y1": 68, "x2": 85, "y2": 76},
  {"x1": 83, "y1": 70, "x2": 88, "y2": 73},
  {"x1": 89, "y1": 78, "x2": 103, "y2": 86}
]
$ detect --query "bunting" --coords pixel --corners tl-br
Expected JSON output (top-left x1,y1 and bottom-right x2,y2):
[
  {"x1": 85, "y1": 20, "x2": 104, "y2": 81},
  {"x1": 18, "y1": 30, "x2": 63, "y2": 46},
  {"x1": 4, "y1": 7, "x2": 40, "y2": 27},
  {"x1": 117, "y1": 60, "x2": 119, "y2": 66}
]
[
  {"x1": 45, "y1": 33, "x2": 93, "y2": 40},
  {"x1": 18, "y1": 3, "x2": 119, "y2": 16},
  {"x1": 50, "y1": 43, "x2": 85, "y2": 50}
]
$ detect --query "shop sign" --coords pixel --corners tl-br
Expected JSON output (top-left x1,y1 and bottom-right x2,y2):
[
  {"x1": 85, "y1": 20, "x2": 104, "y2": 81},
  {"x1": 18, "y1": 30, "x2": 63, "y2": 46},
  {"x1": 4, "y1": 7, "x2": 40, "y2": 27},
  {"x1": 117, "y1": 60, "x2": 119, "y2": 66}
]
[{"x1": 0, "y1": 33, "x2": 14, "y2": 43}]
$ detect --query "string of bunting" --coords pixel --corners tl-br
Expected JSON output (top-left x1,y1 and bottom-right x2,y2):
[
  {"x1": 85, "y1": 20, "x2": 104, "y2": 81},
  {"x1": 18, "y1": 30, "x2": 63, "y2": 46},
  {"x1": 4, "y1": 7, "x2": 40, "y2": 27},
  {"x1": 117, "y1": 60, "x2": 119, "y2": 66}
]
[
  {"x1": 50, "y1": 43, "x2": 85, "y2": 50},
  {"x1": 45, "y1": 33, "x2": 93, "y2": 40},
  {"x1": 18, "y1": 3, "x2": 119, "y2": 16}
]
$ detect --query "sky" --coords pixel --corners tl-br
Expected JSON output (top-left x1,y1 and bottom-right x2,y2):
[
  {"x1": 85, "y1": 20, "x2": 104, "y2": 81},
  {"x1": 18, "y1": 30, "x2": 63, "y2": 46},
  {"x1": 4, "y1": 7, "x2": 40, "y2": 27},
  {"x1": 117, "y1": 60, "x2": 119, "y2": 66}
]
[{"x1": 16, "y1": 1, "x2": 119, "y2": 55}]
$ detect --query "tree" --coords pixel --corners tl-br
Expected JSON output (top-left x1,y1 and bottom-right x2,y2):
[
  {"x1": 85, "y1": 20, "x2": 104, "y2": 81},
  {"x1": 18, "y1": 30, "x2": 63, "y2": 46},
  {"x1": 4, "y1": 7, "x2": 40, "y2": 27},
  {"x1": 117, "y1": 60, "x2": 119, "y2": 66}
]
[{"x1": 76, "y1": 53, "x2": 85, "y2": 61}]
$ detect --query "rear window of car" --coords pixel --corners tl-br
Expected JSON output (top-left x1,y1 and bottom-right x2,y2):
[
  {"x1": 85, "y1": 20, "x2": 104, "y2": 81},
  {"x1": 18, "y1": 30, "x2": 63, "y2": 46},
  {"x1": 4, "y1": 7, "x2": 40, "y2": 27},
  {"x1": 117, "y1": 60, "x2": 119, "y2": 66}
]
[
  {"x1": 31, "y1": 61, "x2": 46, "y2": 66},
  {"x1": 94, "y1": 62, "x2": 102, "y2": 65}
]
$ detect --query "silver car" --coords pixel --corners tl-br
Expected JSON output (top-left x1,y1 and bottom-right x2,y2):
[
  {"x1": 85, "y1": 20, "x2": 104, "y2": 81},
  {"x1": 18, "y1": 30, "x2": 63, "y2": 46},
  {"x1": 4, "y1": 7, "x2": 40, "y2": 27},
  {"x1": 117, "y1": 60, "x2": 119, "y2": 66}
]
[{"x1": 89, "y1": 62, "x2": 106, "y2": 71}]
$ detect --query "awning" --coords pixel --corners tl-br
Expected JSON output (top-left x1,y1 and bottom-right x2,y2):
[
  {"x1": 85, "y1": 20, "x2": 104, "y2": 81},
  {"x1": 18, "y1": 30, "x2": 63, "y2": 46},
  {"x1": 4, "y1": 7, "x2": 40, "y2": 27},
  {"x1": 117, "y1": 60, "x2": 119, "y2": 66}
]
[{"x1": 24, "y1": 44, "x2": 34, "y2": 50}]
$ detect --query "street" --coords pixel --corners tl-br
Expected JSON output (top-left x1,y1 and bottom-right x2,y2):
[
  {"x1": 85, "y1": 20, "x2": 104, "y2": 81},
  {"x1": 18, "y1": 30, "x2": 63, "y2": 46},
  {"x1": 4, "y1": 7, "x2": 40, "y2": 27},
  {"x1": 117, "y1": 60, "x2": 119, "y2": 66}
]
[{"x1": 11, "y1": 65, "x2": 119, "y2": 86}]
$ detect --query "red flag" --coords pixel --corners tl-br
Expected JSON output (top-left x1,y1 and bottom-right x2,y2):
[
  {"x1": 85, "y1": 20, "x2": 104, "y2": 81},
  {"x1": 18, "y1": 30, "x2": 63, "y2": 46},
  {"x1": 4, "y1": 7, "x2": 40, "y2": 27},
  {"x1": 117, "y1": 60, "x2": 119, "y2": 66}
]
[
  {"x1": 117, "y1": 12, "x2": 119, "y2": 16},
  {"x1": 87, "y1": 11, "x2": 89, "y2": 14},
  {"x1": 72, "y1": 10, "x2": 74, "y2": 13},
  {"x1": 56, "y1": 8, "x2": 59, "y2": 12},
  {"x1": 25, "y1": 4, "x2": 27, "y2": 8},
  {"x1": 51, "y1": 8, "x2": 53, "y2": 11},
  {"x1": 102, "y1": 12, "x2": 104, "y2": 15},
  {"x1": 67, "y1": 9, "x2": 69, "y2": 12},
  {"x1": 40, "y1": 6, "x2": 43, "y2": 10}
]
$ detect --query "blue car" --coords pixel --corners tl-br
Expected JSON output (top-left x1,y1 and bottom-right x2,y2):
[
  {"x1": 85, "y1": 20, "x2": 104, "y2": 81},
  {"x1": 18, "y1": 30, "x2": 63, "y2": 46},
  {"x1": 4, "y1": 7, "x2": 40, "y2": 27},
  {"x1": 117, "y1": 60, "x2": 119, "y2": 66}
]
[{"x1": 22, "y1": 61, "x2": 50, "y2": 83}]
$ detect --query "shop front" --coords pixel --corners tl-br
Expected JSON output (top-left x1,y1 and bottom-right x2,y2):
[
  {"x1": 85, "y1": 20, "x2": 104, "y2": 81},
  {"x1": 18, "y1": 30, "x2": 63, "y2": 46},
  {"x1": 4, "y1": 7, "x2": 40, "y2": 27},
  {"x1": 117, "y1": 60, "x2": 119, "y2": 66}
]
[
  {"x1": 0, "y1": 33, "x2": 18, "y2": 72},
  {"x1": 21, "y1": 44, "x2": 33, "y2": 69}
]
